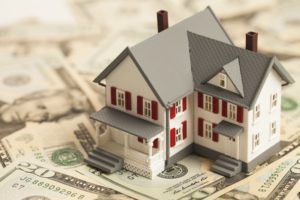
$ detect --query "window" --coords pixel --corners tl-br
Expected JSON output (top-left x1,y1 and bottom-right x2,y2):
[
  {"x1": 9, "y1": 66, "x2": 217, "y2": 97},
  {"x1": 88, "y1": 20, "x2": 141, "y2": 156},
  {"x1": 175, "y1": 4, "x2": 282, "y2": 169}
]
[
  {"x1": 117, "y1": 89, "x2": 125, "y2": 108},
  {"x1": 271, "y1": 121, "x2": 277, "y2": 136},
  {"x1": 175, "y1": 100, "x2": 182, "y2": 113},
  {"x1": 254, "y1": 104, "x2": 260, "y2": 120},
  {"x1": 204, "y1": 95, "x2": 213, "y2": 112},
  {"x1": 271, "y1": 93, "x2": 278, "y2": 109},
  {"x1": 176, "y1": 126, "x2": 182, "y2": 142},
  {"x1": 204, "y1": 121, "x2": 212, "y2": 139},
  {"x1": 228, "y1": 103, "x2": 237, "y2": 120},
  {"x1": 144, "y1": 99, "x2": 151, "y2": 118},
  {"x1": 253, "y1": 133, "x2": 260, "y2": 150},
  {"x1": 219, "y1": 73, "x2": 227, "y2": 88}
]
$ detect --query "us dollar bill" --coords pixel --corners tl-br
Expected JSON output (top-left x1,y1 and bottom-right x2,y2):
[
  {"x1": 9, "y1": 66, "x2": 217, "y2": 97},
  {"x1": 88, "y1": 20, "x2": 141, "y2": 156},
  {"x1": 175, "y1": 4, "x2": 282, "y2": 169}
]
[
  {"x1": 0, "y1": 160, "x2": 135, "y2": 200},
  {"x1": 78, "y1": 155, "x2": 225, "y2": 200},
  {"x1": 209, "y1": 146, "x2": 300, "y2": 200},
  {"x1": 1, "y1": 114, "x2": 96, "y2": 171},
  {"x1": 0, "y1": 57, "x2": 101, "y2": 168}
]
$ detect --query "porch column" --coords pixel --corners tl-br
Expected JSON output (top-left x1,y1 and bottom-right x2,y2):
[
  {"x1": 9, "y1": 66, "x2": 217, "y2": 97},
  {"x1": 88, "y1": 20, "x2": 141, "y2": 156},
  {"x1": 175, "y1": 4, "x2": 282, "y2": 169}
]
[
  {"x1": 95, "y1": 122, "x2": 100, "y2": 148},
  {"x1": 124, "y1": 133, "x2": 129, "y2": 156},
  {"x1": 147, "y1": 138, "x2": 153, "y2": 157}
]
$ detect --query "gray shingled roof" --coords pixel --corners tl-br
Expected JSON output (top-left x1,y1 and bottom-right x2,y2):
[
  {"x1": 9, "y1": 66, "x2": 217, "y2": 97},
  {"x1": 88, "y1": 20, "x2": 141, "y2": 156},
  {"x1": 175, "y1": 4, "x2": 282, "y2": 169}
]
[
  {"x1": 213, "y1": 120, "x2": 243, "y2": 138},
  {"x1": 94, "y1": 7, "x2": 294, "y2": 109},
  {"x1": 90, "y1": 107, "x2": 164, "y2": 140},
  {"x1": 188, "y1": 32, "x2": 294, "y2": 108},
  {"x1": 94, "y1": 7, "x2": 233, "y2": 107}
]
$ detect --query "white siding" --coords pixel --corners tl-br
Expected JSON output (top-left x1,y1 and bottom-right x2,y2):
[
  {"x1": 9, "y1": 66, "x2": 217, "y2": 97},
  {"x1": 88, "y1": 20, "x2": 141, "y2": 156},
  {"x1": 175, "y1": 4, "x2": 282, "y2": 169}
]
[
  {"x1": 105, "y1": 56, "x2": 166, "y2": 160},
  {"x1": 247, "y1": 69, "x2": 282, "y2": 162},
  {"x1": 169, "y1": 94, "x2": 194, "y2": 157},
  {"x1": 193, "y1": 92, "x2": 248, "y2": 161}
]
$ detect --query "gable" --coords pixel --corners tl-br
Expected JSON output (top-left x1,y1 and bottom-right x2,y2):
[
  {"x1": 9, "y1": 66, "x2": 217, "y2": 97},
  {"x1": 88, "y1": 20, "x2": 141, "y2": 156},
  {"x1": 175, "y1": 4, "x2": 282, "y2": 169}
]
[
  {"x1": 208, "y1": 70, "x2": 240, "y2": 96},
  {"x1": 105, "y1": 55, "x2": 158, "y2": 104},
  {"x1": 207, "y1": 58, "x2": 244, "y2": 97},
  {"x1": 94, "y1": 7, "x2": 233, "y2": 108}
]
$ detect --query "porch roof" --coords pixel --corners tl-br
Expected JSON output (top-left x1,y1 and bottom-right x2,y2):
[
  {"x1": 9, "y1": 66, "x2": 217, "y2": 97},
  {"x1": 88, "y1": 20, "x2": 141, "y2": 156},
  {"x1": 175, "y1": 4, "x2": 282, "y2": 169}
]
[
  {"x1": 90, "y1": 107, "x2": 164, "y2": 140},
  {"x1": 213, "y1": 120, "x2": 243, "y2": 138}
]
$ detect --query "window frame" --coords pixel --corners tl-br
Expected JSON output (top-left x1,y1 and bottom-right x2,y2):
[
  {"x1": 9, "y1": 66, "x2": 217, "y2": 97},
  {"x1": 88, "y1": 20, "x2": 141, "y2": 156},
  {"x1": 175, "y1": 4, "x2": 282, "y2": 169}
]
[
  {"x1": 143, "y1": 98, "x2": 152, "y2": 118},
  {"x1": 204, "y1": 121, "x2": 213, "y2": 139},
  {"x1": 271, "y1": 121, "x2": 277, "y2": 137},
  {"x1": 254, "y1": 104, "x2": 261, "y2": 121},
  {"x1": 228, "y1": 103, "x2": 237, "y2": 120},
  {"x1": 270, "y1": 93, "x2": 278, "y2": 110},
  {"x1": 116, "y1": 89, "x2": 125, "y2": 108},
  {"x1": 204, "y1": 94, "x2": 213, "y2": 112},
  {"x1": 252, "y1": 132, "x2": 260, "y2": 151},
  {"x1": 175, "y1": 125, "x2": 182, "y2": 143},
  {"x1": 175, "y1": 100, "x2": 182, "y2": 114},
  {"x1": 219, "y1": 73, "x2": 227, "y2": 88}
]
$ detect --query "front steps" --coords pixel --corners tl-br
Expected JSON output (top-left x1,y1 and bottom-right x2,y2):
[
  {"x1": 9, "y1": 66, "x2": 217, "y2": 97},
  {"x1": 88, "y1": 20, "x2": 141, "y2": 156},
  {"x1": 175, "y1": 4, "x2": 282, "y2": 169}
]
[
  {"x1": 85, "y1": 148, "x2": 124, "y2": 173},
  {"x1": 211, "y1": 155, "x2": 242, "y2": 177}
]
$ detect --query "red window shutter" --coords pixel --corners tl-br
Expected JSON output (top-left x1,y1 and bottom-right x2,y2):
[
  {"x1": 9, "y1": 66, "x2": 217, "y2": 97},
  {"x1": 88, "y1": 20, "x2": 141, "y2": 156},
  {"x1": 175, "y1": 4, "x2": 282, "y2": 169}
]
[
  {"x1": 125, "y1": 91, "x2": 131, "y2": 110},
  {"x1": 213, "y1": 97, "x2": 219, "y2": 114},
  {"x1": 182, "y1": 97, "x2": 187, "y2": 111},
  {"x1": 170, "y1": 104, "x2": 176, "y2": 119},
  {"x1": 182, "y1": 120, "x2": 187, "y2": 139},
  {"x1": 152, "y1": 138, "x2": 158, "y2": 149},
  {"x1": 138, "y1": 137, "x2": 143, "y2": 143},
  {"x1": 222, "y1": 100, "x2": 227, "y2": 117},
  {"x1": 198, "y1": 92, "x2": 203, "y2": 108},
  {"x1": 151, "y1": 101, "x2": 158, "y2": 120},
  {"x1": 170, "y1": 128, "x2": 176, "y2": 147},
  {"x1": 137, "y1": 96, "x2": 143, "y2": 115},
  {"x1": 111, "y1": 87, "x2": 117, "y2": 105},
  {"x1": 212, "y1": 123, "x2": 219, "y2": 142},
  {"x1": 198, "y1": 118, "x2": 204, "y2": 137},
  {"x1": 237, "y1": 106, "x2": 244, "y2": 123}
]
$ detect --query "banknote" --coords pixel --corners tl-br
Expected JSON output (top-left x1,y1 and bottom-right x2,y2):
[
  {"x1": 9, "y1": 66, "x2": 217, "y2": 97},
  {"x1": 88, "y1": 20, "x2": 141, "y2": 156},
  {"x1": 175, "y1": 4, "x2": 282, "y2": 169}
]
[
  {"x1": 0, "y1": 57, "x2": 101, "y2": 168},
  {"x1": 183, "y1": 0, "x2": 273, "y2": 19},
  {"x1": 78, "y1": 155, "x2": 225, "y2": 200},
  {"x1": 0, "y1": 20, "x2": 103, "y2": 43},
  {"x1": 209, "y1": 145, "x2": 300, "y2": 200},
  {"x1": 73, "y1": 29, "x2": 152, "y2": 74},
  {"x1": 1, "y1": 114, "x2": 97, "y2": 171},
  {"x1": 0, "y1": 160, "x2": 135, "y2": 200}
]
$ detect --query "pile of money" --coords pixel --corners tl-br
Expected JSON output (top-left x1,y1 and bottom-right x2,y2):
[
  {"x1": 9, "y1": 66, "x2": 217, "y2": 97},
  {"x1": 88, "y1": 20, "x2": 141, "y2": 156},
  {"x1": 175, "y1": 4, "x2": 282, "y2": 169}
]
[{"x1": 0, "y1": 0, "x2": 299, "y2": 199}]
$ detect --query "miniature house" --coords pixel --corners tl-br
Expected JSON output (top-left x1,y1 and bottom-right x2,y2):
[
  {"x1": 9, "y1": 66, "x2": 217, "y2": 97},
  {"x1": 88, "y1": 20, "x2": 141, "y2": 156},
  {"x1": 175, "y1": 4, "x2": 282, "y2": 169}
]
[{"x1": 85, "y1": 7, "x2": 294, "y2": 179}]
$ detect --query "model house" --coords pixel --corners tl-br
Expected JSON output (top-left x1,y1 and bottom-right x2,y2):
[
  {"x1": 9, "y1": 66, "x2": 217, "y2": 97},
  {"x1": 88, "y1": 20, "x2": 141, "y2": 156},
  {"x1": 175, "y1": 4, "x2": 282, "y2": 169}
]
[{"x1": 85, "y1": 7, "x2": 294, "y2": 178}]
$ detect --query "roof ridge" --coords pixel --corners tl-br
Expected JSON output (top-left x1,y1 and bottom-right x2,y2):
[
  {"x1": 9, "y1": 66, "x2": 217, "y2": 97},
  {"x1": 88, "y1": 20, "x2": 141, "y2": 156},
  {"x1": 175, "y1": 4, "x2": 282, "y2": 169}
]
[{"x1": 187, "y1": 31, "x2": 272, "y2": 61}]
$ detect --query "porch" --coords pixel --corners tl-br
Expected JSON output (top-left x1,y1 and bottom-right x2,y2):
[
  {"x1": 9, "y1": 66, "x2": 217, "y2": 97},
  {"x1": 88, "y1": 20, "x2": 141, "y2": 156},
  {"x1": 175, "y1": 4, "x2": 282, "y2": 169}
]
[{"x1": 89, "y1": 107, "x2": 165, "y2": 178}]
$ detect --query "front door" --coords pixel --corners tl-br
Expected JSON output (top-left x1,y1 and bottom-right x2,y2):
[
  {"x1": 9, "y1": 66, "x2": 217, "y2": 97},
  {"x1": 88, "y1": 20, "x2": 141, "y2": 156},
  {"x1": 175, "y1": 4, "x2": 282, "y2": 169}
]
[{"x1": 225, "y1": 136, "x2": 239, "y2": 159}]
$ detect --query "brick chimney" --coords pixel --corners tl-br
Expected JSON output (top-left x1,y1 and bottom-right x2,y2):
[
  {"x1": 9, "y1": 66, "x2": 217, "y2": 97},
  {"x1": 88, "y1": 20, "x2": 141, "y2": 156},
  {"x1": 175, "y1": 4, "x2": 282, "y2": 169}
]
[
  {"x1": 246, "y1": 31, "x2": 258, "y2": 52},
  {"x1": 157, "y1": 10, "x2": 169, "y2": 33}
]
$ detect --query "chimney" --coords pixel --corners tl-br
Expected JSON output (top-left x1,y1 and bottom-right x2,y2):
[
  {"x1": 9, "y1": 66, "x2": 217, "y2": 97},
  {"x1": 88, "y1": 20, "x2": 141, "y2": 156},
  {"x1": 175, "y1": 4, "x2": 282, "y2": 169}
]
[
  {"x1": 246, "y1": 31, "x2": 258, "y2": 52},
  {"x1": 157, "y1": 10, "x2": 168, "y2": 33}
]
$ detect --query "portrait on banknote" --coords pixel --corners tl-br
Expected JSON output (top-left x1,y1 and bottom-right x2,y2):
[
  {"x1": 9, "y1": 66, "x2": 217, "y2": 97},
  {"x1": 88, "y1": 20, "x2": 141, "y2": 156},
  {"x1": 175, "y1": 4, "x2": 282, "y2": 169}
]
[{"x1": 0, "y1": 89, "x2": 91, "y2": 137}]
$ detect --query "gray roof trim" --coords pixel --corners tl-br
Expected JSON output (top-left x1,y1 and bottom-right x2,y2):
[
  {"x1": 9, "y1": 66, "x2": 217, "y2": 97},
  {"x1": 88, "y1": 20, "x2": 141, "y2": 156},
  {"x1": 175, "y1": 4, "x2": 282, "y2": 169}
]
[
  {"x1": 127, "y1": 49, "x2": 166, "y2": 107},
  {"x1": 93, "y1": 47, "x2": 130, "y2": 83},
  {"x1": 92, "y1": 47, "x2": 167, "y2": 107},
  {"x1": 90, "y1": 107, "x2": 164, "y2": 140},
  {"x1": 273, "y1": 57, "x2": 295, "y2": 85},
  {"x1": 249, "y1": 56, "x2": 295, "y2": 108},
  {"x1": 206, "y1": 6, "x2": 234, "y2": 45},
  {"x1": 213, "y1": 120, "x2": 243, "y2": 138}
]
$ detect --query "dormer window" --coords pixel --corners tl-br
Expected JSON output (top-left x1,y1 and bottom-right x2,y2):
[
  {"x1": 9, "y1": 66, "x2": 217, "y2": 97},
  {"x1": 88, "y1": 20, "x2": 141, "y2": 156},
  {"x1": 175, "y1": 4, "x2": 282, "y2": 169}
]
[{"x1": 219, "y1": 73, "x2": 227, "y2": 88}]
